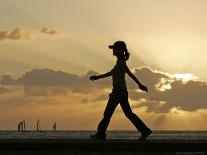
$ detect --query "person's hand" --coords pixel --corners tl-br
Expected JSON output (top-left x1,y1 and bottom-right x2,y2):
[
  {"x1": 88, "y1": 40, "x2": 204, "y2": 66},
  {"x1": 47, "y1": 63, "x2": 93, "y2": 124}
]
[
  {"x1": 90, "y1": 75, "x2": 99, "y2": 81},
  {"x1": 139, "y1": 84, "x2": 148, "y2": 92}
]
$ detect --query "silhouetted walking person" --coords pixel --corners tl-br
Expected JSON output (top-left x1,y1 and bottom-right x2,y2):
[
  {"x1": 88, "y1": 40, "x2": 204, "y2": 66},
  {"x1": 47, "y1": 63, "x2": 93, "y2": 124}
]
[
  {"x1": 17, "y1": 121, "x2": 22, "y2": 132},
  {"x1": 37, "y1": 119, "x2": 41, "y2": 131},
  {"x1": 17, "y1": 120, "x2": 25, "y2": 132},
  {"x1": 22, "y1": 120, "x2": 26, "y2": 131},
  {"x1": 90, "y1": 41, "x2": 152, "y2": 140},
  {"x1": 53, "y1": 122, "x2": 56, "y2": 131}
]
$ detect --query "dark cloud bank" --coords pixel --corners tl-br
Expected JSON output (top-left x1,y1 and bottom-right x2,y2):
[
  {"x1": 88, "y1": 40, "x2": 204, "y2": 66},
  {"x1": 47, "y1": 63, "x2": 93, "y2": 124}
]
[{"x1": 0, "y1": 67, "x2": 206, "y2": 113}]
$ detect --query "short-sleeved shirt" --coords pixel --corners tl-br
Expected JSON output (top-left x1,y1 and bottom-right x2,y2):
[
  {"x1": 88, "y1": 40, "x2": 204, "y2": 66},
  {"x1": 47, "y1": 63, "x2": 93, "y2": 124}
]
[{"x1": 111, "y1": 59, "x2": 127, "y2": 88}]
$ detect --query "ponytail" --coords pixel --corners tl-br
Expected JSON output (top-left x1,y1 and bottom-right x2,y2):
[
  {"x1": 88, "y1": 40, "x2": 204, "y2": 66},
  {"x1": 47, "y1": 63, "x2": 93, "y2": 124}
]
[
  {"x1": 124, "y1": 51, "x2": 130, "y2": 61},
  {"x1": 118, "y1": 50, "x2": 130, "y2": 61}
]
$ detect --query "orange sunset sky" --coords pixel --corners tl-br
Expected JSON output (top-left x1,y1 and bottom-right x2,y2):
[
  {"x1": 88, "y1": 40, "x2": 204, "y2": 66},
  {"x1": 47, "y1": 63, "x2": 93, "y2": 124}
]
[{"x1": 0, "y1": 0, "x2": 207, "y2": 130}]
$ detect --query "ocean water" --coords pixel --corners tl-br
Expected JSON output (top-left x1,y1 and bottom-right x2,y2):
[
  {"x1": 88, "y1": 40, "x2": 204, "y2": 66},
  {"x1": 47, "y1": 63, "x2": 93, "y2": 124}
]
[{"x1": 0, "y1": 130, "x2": 207, "y2": 140}]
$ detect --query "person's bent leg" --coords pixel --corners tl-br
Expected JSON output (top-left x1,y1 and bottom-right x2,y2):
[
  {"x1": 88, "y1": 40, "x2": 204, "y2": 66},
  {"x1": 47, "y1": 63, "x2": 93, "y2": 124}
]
[
  {"x1": 121, "y1": 101, "x2": 152, "y2": 140},
  {"x1": 121, "y1": 101, "x2": 149, "y2": 131},
  {"x1": 120, "y1": 97, "x2": 152, "y2": 140},
  {"x1": 119, "y1": 91, "x2": 150, "y2": 132}
]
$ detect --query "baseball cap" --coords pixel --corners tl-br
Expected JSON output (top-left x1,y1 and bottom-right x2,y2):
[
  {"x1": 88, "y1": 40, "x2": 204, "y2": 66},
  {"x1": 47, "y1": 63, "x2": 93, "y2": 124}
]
[{"x1": 109, "y1": 41, "x2": 128, "y2": 51}]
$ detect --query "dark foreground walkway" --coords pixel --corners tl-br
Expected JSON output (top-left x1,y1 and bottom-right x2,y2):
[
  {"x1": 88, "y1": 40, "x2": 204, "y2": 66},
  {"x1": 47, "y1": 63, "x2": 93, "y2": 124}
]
[{"x1": 0, "y1": 139, "x2": 206, "y2": 155}]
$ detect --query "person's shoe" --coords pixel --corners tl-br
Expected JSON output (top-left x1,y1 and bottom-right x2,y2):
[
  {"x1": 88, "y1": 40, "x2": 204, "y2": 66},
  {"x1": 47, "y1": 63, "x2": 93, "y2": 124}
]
[
  {"x1": 139, "y1": 128, "x2": 152, "y2": 141},
  {"x1": 90, "y1": 132, "x2": 106, "y2": 140}
]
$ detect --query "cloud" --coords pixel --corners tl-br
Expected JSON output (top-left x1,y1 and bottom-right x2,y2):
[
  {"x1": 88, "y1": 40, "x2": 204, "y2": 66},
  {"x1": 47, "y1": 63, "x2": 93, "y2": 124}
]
[
  {"x1": 1, "y1": 67, "x2": 207, "y2": 131},
  {"x1": 128, "y1": 66, "x2": 207, "y2": 112},
  {"x1": 92, "y1": 93, "x2": 108, "y2": 102},
  {"x1": 1, "y1": 67, "x2": 207, "y2": 112},
  {"x1": 23, "y1": 86, "x2": 70, "y2": 96},
  {"x1": 40, "y1": 27, "x2": 59, "y2": 35},
  {"x1": 0, "y1": 31, "x2": 7, "y2": 41},
  {"x1": 1, "y1": 67, "x2": 207, "y2": 130},
  {"x1": 0, "y1": 28, "x2": 31, "y2": 41},
  {"x1": 80, "y1": 97, "x2": 90, "y2": 104},
  {"x1": 15, "y1": 68, "x2": 100, "y2": 95},
  {"x1": 155, "y1": 80, "x2": 207, "y2": 112},
  {"x1": 0, "y1": 74, "x2": 15, "y2": 85},
  {"x1": 14, "y1": 68, "x2": 112, "y2": 96},
  {"x1": 0, "y1": 27, "x2": 63, "y2": 41},
  {"x1": 16, "y1": 69, "x2": 91, "y2": 93}
]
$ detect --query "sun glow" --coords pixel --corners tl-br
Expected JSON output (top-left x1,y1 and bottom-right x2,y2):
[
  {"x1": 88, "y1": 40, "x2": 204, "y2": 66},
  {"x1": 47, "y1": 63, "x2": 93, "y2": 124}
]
[
  {"x1": 156, "y1": 78, "x2": 172, "y2": 91},
  {"x1": 154, "y1": 69, "x2": 198, "y2": 82},
  {"x1": 169, "y1": 107, "x2": 186, "y2": 116},
  {"x1": 172, "y1": 73, "x2": 198, "y2": 82}
]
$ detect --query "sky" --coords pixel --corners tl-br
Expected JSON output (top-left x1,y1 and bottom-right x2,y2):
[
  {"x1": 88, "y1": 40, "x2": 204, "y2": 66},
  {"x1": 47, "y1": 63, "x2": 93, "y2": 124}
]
[{"x1": 0, "y1": 0, "x2": 207, "y2": 130}]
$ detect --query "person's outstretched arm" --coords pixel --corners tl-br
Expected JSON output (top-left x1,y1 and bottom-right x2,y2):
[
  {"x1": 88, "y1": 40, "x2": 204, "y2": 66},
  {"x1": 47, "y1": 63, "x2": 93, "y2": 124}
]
[
  {"x1": 90, "y1": 71, "x2": 112, "y2": 81},
  {"x1": 124, "y1": 64, "x2": 148, "y2": 92}
]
